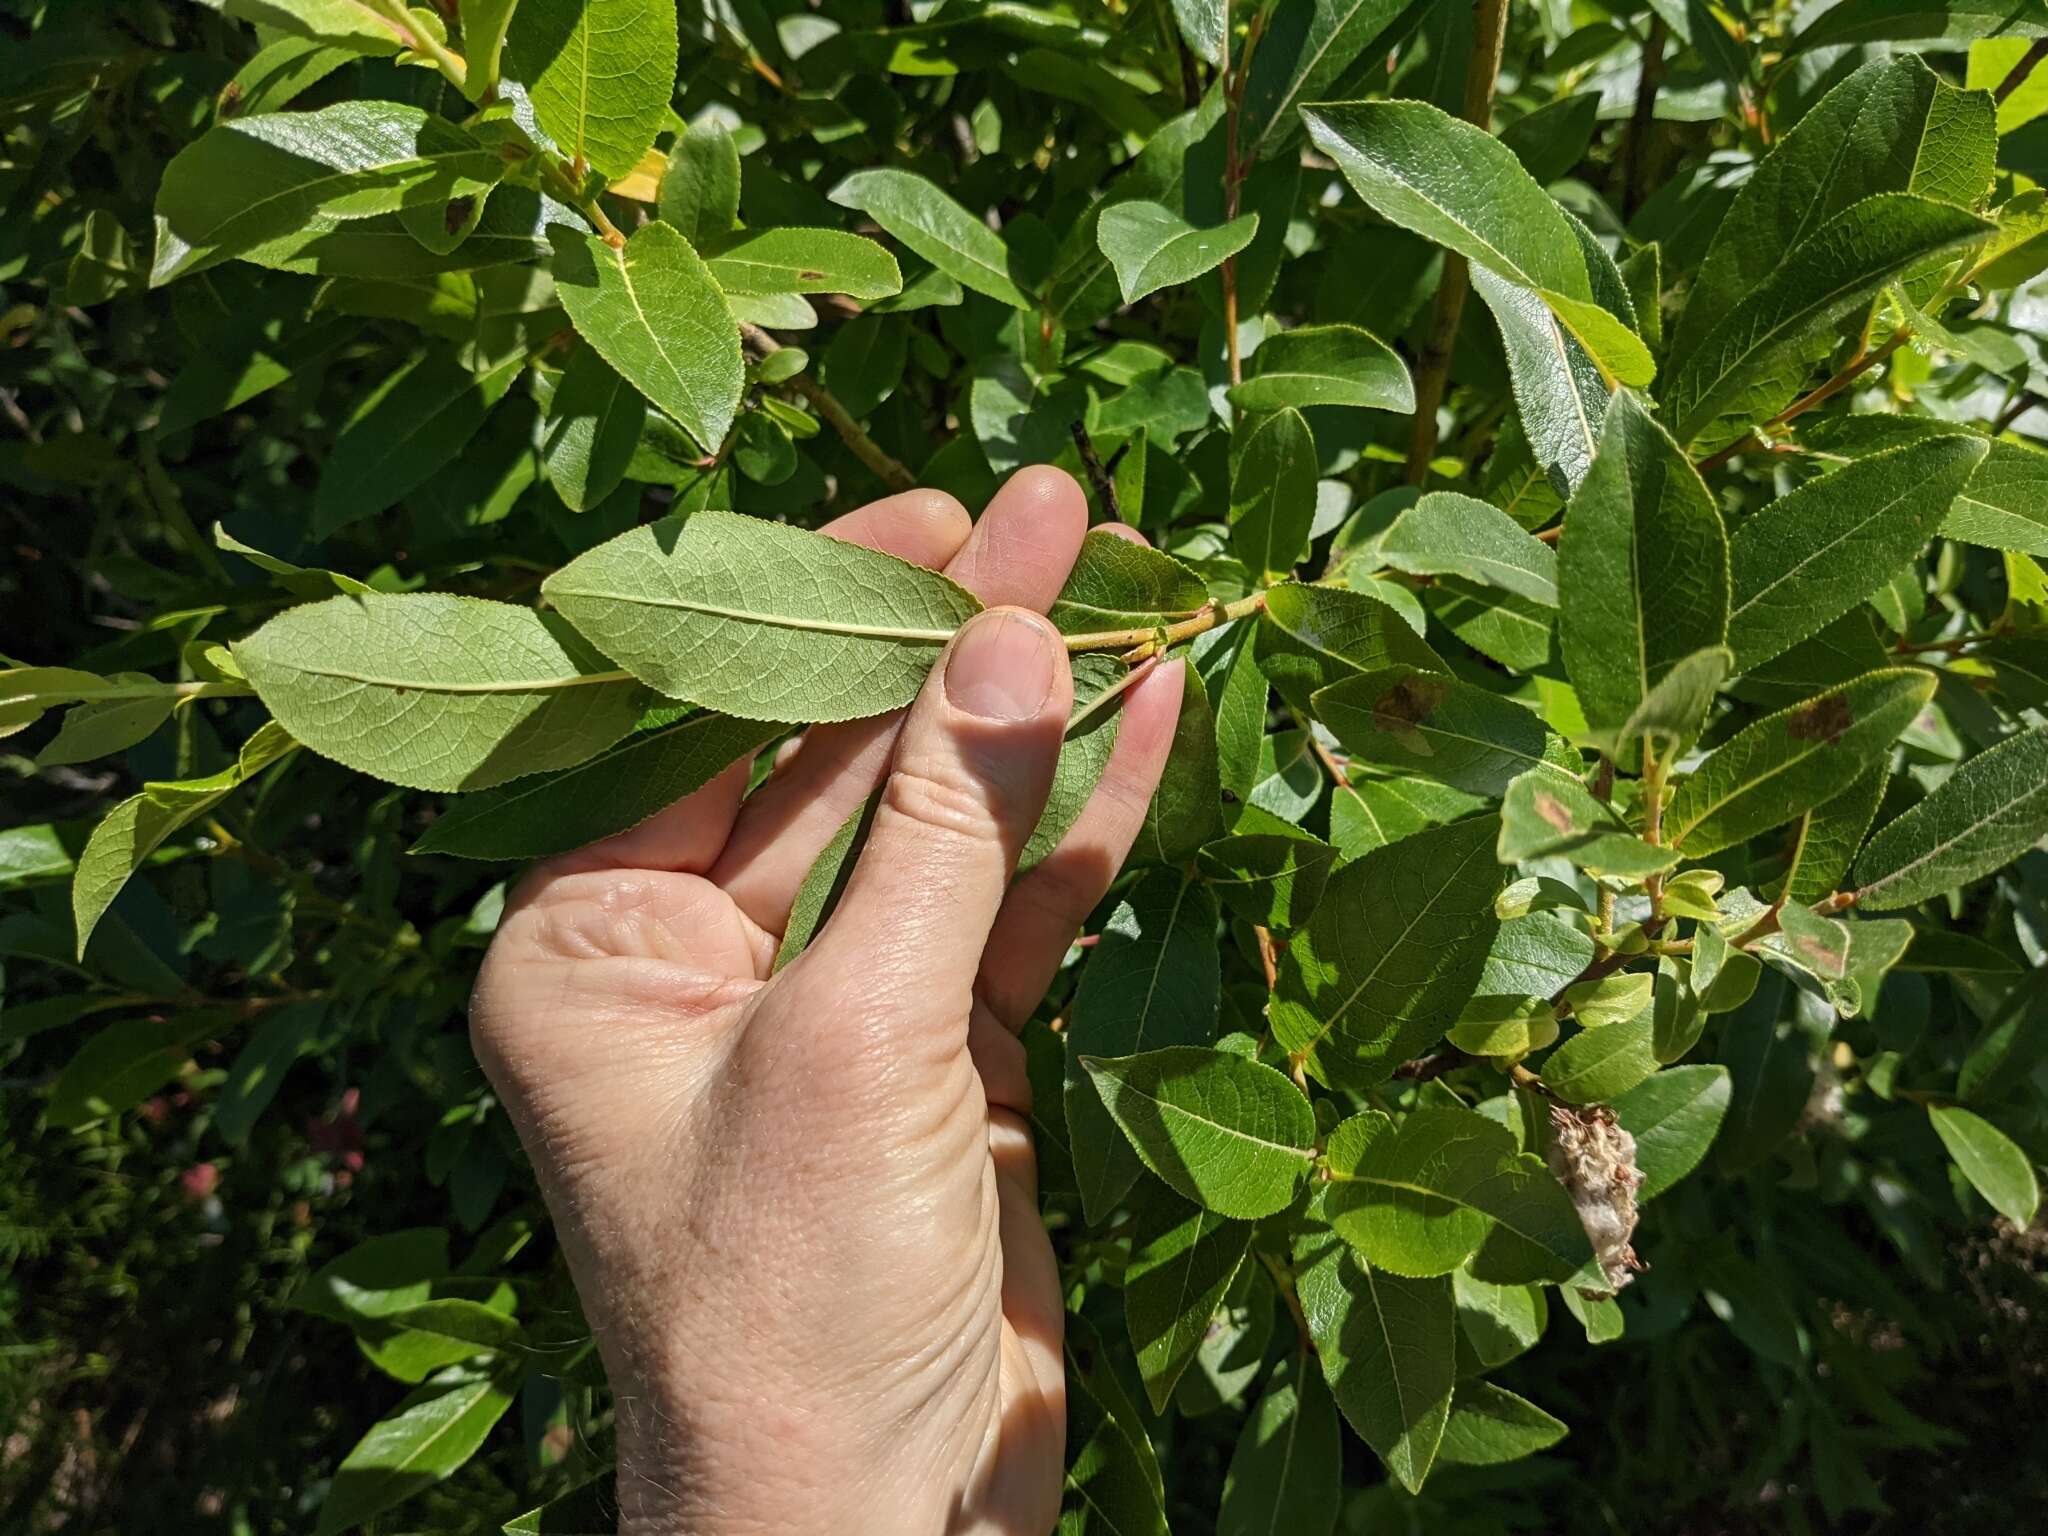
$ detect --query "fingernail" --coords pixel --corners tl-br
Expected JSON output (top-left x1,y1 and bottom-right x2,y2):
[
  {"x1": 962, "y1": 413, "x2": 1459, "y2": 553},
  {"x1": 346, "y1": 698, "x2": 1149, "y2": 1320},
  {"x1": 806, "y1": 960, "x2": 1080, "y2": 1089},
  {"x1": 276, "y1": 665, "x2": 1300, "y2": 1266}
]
[{"x1": 945, "y1": 611, "x2": 1057, "y2": 722}]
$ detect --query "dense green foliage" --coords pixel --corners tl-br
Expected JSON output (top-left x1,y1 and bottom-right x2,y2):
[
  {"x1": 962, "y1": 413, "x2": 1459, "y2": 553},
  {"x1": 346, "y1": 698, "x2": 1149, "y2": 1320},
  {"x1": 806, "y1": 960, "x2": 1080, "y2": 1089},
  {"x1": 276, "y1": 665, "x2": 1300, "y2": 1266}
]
[{"x1": 7, "y1": 0, "x2": 2048, "y2": 1531}]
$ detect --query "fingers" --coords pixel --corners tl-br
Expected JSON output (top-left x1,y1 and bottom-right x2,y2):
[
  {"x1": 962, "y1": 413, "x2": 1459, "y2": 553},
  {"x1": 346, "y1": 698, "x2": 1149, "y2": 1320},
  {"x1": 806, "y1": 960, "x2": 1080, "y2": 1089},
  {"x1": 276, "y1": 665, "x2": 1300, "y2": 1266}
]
[
  {"x1": 712, "y1": 467, "x2": 1090, "y2": 936},
  {"x1": 976, "y1": 658, "x2": 1187, "y2": 1032},
  {"x1": 941, "y1": 464, "x2": 1095, "y2": 611},
  {"x1": 795, "y1": 607, "x2": 1072, "y2": 1042}
]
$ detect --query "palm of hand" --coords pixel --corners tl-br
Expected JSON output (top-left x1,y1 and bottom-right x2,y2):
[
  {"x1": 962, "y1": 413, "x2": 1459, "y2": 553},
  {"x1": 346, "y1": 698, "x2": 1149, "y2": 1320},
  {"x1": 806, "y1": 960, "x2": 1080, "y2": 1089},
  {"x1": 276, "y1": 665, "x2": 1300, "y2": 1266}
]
[{"x1": 472, "y1": 470, "x2": 1183, "y2": 1536}]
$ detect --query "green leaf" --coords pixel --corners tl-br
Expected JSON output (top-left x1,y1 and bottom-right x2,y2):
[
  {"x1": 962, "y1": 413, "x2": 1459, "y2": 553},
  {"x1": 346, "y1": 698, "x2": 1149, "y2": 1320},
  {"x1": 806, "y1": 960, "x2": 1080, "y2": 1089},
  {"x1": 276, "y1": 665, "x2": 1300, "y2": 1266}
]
[
  {"x1": 1665, "y1": 669, "x2": 1938, "y2": 855},
  {"x1": 151, "y1": 102, "x2": 506, "y2": 285},
  {"x1": 772, "y1": 792, "x2": 876, "y2": 972},
  {"x1": 1959, "y1": 983, "x2": 2048, "y2": 1102},
  {"x1": 1229, "y1": 407, "x2": 1317, "y2": 577},
  {"x1": 72, "y1": 723, "x2": 297, "y2": 958},
  {"x1": 1025, "y1": 653, "x2": 1132, "y2": 870},
  {"x1": 35, "y1": 674, "x2": 176, "y2": 767},
  {"x1": 657, "y1": 121, "x2": 740, "y2": 247},
  {"x1": 457, "y1": 0, "x2": 517, "y2": 99},
  {"x1": 1323, "y1": 1107, "x2": 1592, "y2": 1282},
  {"x1": 705, "y1": 228, "x2": 904, "y2": 300},
  {"x1": 1661, "y1": 194, "x2": 1993, "y2": 451},
  {"x1": 1197, "y1": 809, "x2": 1338, "y2": 930},
  {"x1": 213, "y1": 999, "x2": 327, "y2": 1145},
  {"x1": 1065, "y1": 871, "x2": 1222, "y2": 1222},
  {"x1": 217, "y1": 35, "x2": 357, "y2": 117},
  {"x1": 1239, "y1": 0, "x2": 1412, "y2": 160},
  {"x1": 223, "y1": 0, "x2": 408, "y2": 54},
  {"x1": 1302, "y1": 101, "x2": 1589, "y2": 293},
  {"x1": 1217, "y1": 1349, "x2": 1342, "y2": 1536},
  {"x1": 1048, "y1": 528, "x2": 1211, "y2": 637},
  {"x1": 314, "y1": 348, "x2": 524, "y2": 537},
  {"x1": 1379, "y1": 492, "x2": 1558, "y2": 606},
  {"x1": 1946, "y1": 437, "x2": 2048, "y2": 557},
  {"x1": 1478, "y1": 912, "x2": 1596, "y2": 1000},
  {"x1": 1498, "y1": 769, "x2": 1677, "y2": 877},
  {"x1": 1082, "y1": 1047, "x2": 1317, "y2": 1220},
  {"x1": 1271, "y1": 814, "x2": 1503, "y2": 1087},
  {"x1": 1556, "y1": 392, "x2": 1730, "y2": 736},
  {"x1": 1543, "y1": 1014, "x2": 1659, "y2": 1105},
  {"x1": 1436, "y1": 1382, "x2": 1568, "y2": 1466},
  {"x1": 1454, "y1": 1271, "x2": 1547, "y2": 1372},
  {"x1": 543, "y1": 510, "x2": 981, "y2": 724},
  {"x1": 1791, "y1": 0, "x2": 2048, "y2": 53},
  {"x1": 505, "y1": 0, "x2": 678, "y2": 179},
  {"x1": 1097, "y1": 200, "x2": 1258, "y2": 304},
  {"x1": 1136, "y1": 664, "x2": 1224, "y2": 866},
  {"x1": 47, "y1": 1011, "x2": 223, "y2": 1131},
  {"x1": 1715, "y1": 976, "x2": 1813, "y2": 1173},
  {"x1": 1612, "y1": 1063, "x2": 1732, "y2": 1201},
  {"x1": 1167, "y1": 0, "x2": 1227, "y2": 65},
  {"x1": 503, "y1": 1475, "x2": 618, "y2": 1535},
  {"x1": 1304, "y1": 100, "x2": 1648, "y2": 384},
  {"x1": 1254, "y1": 580, "x2": 1441, "y2": 715},
  {"x1": 1929, "y1": 1105, "x2": 2041, "y2": 1226},
  {"x1": 1670, "y1": 57, "x2": 1996, "y2": 373},
  {"x1": 1314, "y1": 666, "x2": 1571, "y2": 798},
  {"x1": 1854, "y1": 725, "x2": 2048, "y2": 909},
  {"x1": 542, "y1": 346, "x2": 646, "y2": 513},
  {"x1": 551, "y1": 221, "x2": 744, "y2": 455},
  {"x1": 1227, "y1": 324, "x2": 1414, "y2": 414},
  {"x1": 234, "y1": 594, "x2": 644, "y2": 793},
  {"x1": 1124, "y1": 1189, "x2": 1252, "y2": 1412},
  {"x1": 414, "y1": 710, "x2": 780, "y2": 860},
  {"x1": 1060, "y1": 1370, "x2": 1169, "y2": 1536},
  {"x1": 1594, "y1": 645, "x2": 1732, "y2": 767},
  {"x1": 1728, "y1": 437, "x2": 1988, "y2": 671},
  {"x1": 314, "y1": 1362, "x2": 519, "y2": 1536},
  {"x1": 1469, "y1": 264, "x2": 1608, "y2": 498},
  {"x1": 1294, "y1": 1226, "x2": 1455, "y2": 1494},
  {"x1": 830, "y1": 168, "x2": 1032, "y2": 309}
]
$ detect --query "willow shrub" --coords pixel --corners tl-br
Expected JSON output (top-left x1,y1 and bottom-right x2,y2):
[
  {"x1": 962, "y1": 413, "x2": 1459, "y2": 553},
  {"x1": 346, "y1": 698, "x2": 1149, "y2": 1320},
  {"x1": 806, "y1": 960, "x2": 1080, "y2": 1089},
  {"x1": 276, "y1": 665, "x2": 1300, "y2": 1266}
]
[{"x1": 7, "y1": 0, "x2": 2048, "y2": 1531}]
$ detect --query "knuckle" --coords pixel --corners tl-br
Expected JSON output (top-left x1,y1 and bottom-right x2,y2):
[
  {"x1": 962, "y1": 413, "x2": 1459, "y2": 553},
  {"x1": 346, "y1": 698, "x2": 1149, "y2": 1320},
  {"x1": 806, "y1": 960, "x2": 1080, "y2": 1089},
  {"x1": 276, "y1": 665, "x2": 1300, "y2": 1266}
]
[{"x1": 877, "y1": 762, "x2": 1000, "y2": 848}]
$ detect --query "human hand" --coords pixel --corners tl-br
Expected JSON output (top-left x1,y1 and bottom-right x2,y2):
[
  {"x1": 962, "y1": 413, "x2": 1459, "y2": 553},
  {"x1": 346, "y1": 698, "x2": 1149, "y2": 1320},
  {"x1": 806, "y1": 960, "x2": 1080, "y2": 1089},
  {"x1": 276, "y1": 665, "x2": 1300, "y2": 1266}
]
[{"x1": 471, "y1": 468, "x2": 1185, "y2": 1535}]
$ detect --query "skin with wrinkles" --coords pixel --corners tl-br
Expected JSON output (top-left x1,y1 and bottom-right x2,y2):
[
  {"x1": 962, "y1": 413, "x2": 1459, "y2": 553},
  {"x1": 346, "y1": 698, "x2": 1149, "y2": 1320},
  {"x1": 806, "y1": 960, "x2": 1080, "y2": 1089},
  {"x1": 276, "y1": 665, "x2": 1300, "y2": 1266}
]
[{"x1": 470, "y1": 467, "x2": 1185, "y2": 1535}]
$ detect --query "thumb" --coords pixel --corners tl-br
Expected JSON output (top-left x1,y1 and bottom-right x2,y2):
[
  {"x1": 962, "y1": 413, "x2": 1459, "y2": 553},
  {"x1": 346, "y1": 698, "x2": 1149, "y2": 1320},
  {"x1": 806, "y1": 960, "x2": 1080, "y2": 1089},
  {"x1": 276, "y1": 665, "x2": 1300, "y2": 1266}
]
[{"x1": 799, "y1": 606, "x2": 1071, "y2": 1032}]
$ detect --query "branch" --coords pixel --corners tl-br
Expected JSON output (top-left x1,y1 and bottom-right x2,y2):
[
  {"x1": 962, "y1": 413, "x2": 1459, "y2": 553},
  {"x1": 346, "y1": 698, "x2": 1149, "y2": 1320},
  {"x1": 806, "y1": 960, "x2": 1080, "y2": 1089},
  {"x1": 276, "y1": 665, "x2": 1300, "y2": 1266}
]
[
  {"x1": 1405, "y1": 0, "x2": 1510, "y2": 483},
  {"x1": 1257, "y1": 1251, "x2": 1316, "y2": 1352},
  {"x1": 367, "y1": 0, "x2": 469, "y2": 92},
  {"x1": 1694, "y1": 331, "x2": 1910, "y2": 473},
  {"x1": 1219, "y1": 8, "x2": 1263, "y2": 386},
  {"x1": 1997, "y1": 38, "x2": 2048, "y2": 104},
  {"x1": 1621, "y1": 15, "x2": 1669, "y2": 217},
  {"x1": 1061, "y1": 591, "x2": 1267, "y2": 659},
  {"x1": 1069, "y1": 420, "x2": 1122, "y2": 522},
  {"x1": 739, "y1": 322, "x2": 917, "y2": 492}
]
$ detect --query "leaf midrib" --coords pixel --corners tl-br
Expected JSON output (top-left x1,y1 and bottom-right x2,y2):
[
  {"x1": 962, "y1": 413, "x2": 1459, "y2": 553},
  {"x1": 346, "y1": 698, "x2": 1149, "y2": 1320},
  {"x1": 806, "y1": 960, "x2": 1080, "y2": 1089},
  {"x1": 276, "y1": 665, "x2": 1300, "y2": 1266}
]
[
  {"x1": 1730, "y1": 461, "x2": 1941, "y2": 629},
  {"x1": 1859, "y1": 739, "x2": 2048, "y2": 899},
  {"x1": 263, "y1": 661, "x2": 633, "y2": 695},
  {"x1": 546, "y1": 583, "x2": 960, "y2": 642}
]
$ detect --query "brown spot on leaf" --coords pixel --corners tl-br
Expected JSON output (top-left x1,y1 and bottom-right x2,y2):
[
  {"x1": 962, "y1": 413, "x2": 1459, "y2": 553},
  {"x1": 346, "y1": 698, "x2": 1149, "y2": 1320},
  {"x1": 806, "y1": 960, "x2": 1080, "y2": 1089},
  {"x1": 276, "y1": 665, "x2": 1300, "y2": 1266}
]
[
  {"x1": 1788, "y1": 693, "x2": 1854, "y2": 745},
  {"x1": 1370, "y1": 674, "x2": 1445, "y2": 758},
  {"x1": 1372, "y1": 674, "x2": 1446, "y2": 731},
  {"x1": 800, "y1": 269, "x2": 825, "y2": 281},
  {"x1": 444, "y1": 197, "x2": 476, "y2": 236},
  {"x1": 1534, "y1": 790, "x2": 1577, "y2": 834},
  {"x1": 218, "y1": 82, "x2": 244, "y2": 118}
]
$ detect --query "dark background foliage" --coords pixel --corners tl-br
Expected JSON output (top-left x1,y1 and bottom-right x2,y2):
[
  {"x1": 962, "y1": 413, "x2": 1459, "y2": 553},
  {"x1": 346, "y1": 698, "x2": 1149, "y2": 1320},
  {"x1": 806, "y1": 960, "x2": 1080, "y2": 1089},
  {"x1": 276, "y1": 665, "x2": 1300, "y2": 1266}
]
[{"x1": 4, "y1": 1, "x2": 2047, "y2": 1533}]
